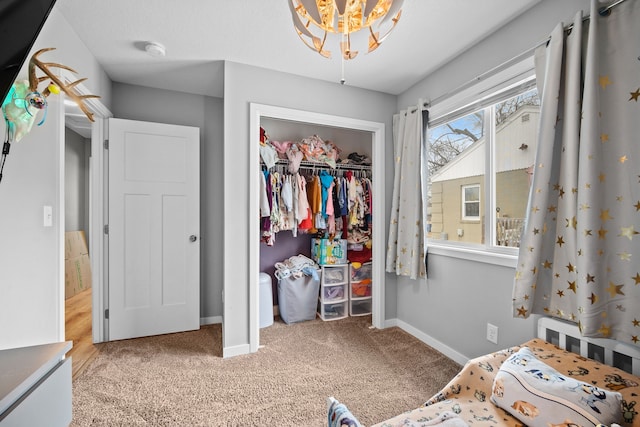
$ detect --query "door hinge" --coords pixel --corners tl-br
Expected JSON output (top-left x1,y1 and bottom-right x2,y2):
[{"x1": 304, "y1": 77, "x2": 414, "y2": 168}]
[
  {"x1": 104, "y1": 224, "x2": 109, "y2": 234},
  {"x1": 104, "y1": 139, "x2": 109, "y2": 149},
  {"x1": 104, "y1": 309, "x2": 109, "y2": 319}
]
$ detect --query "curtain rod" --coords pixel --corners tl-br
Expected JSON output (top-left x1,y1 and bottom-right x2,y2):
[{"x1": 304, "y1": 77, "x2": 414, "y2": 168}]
[{"x1": 421, "y1": 0, "x2": 629, "y2": 111}]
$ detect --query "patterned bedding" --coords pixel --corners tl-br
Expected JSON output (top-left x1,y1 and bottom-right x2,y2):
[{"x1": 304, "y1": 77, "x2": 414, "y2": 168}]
[{"x1": 372, "y1": 338, "x2": 640, "y2": 427}]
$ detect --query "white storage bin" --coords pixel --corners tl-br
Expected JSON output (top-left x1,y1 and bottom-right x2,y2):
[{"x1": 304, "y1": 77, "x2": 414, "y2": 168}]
[
  {"x1": 350, "y1": 261, "x2": 372, "y2": 282},
  {"x1": 322, "y1": 264, "x2": 348, "y2": 285},
  {"x1": 350, "y1": 281, "x2": 372, "y2": 299},
  {"x1": 349, "y1": 299, "x2": 372, "y2": 316},
  {"x1": 322, "y1": 283, "x2": 347, "y2": 302},
  {"x1": 259, "y1": 272, "x2": 274, "y2": 328},
  {"x1": 317, "y1": 300, "x2": 347, "y2": 321}
]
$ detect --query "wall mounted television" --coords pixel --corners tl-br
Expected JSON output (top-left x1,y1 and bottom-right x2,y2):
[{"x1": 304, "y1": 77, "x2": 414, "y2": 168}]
[{"x1": 0, "y1": 0, "x2": 57, "y2": 104}]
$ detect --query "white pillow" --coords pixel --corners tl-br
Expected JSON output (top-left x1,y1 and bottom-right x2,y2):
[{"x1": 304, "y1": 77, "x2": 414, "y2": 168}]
[{"x1": 491, "y1": 347, "x2": 623, "y2": 427}]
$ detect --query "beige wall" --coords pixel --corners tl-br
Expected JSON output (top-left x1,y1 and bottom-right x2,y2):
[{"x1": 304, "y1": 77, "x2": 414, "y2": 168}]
[
  {"x1": 429, "y1": 175, "x2": 484, "y2": 244},
  {"x1": 496, "y1": 168, "x2": 530, "y2": 219},
  {"x1": 429, "y1": 168, "x2": 531, "y2": 246}
]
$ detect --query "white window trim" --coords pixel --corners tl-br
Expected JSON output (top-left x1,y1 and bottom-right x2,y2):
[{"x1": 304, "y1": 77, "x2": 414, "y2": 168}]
[
  {"x1": 428, "y1": 57, "x2": 535, "y2": 124},
  {"x1": 461, "y1": 184, "x2": 480, "y2": 221},
  {"x1": 427, "y1": 242, "x2": 518, "y2": 268}
]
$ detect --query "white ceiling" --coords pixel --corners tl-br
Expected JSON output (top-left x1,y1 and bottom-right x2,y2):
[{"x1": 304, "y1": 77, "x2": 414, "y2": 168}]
[{"x1": 55, "y1": 0, "x2": 540, "y2": 100}]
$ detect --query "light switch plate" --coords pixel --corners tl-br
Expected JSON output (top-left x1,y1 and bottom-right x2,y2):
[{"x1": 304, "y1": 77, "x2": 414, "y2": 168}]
[{"x1": 43, "y1": 205, "x2": 53, "y2": 227}]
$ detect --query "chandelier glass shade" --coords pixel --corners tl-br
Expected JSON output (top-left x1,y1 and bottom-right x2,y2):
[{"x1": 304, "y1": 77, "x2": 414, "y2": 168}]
[{"x1": 289, "y1": 0, "x2": 403, "y2": 60}]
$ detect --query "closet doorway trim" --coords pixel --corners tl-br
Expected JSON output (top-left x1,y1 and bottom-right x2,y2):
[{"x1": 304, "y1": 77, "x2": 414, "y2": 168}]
[{"x1": 249, "y1": 103, "x2": 386, "y2": 353}]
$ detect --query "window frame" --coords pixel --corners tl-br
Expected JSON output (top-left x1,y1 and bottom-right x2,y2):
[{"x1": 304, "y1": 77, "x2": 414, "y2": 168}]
[
  {"x1": 422, "y1": 57, "x2": 537, "y2": 267},
  {"x1": 461, "y1": 184, "x2": 481, "y2": 221}
]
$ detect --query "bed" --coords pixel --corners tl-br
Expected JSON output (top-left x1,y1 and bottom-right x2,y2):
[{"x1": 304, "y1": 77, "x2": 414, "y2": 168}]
[{"x1": 328, "y1": 317, "x2": 640, "y2": 427}]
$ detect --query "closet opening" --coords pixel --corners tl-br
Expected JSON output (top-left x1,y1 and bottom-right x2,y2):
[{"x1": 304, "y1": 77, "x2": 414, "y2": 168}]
[{"x1": 249, "y1": 104, "x2": 386, "y2": 351}]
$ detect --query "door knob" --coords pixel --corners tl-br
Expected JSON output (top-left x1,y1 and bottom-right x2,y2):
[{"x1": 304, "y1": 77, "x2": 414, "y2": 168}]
[{"x1": 189, "y1": 235, "x2": 197, "y2": 242}]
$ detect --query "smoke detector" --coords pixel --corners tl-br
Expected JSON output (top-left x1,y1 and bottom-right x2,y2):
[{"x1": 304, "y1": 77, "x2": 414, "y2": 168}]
[{"x1": 145, "y1": 42, "x2": 166, "y2": 57}]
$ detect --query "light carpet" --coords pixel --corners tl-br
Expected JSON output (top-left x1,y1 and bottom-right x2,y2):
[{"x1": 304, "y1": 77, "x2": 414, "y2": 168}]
[{"x1": 72, "y1": 316, "x2": 461, "y2": 426}]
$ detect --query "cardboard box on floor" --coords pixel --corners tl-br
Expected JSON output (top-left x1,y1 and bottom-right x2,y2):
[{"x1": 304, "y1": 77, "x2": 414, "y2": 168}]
[
  {"x1": 65, "y1": 230, "x2": 89, "y2": 259},
  {"x1": 65, "y1": 231, "x2": 92, "y2": 299}
]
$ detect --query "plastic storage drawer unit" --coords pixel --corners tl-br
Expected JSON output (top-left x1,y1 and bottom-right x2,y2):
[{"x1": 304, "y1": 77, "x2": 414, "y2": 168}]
[
  {"x1": 349, "y1": 261, "x2": 372, "y2": 316},
  {"x1": 318, "y1": 264, "x2": 349, "y2": 321}
]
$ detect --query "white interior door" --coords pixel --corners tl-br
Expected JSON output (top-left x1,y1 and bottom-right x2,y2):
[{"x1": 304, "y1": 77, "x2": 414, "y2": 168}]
[{"x1": 108, "y1": 118, "x2": 200, "y2": 341}]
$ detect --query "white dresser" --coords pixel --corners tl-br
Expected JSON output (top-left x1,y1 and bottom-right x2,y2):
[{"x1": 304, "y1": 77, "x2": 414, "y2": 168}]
[{"x1": 0, "y1": 341, "x2": 72, "y2": 426}]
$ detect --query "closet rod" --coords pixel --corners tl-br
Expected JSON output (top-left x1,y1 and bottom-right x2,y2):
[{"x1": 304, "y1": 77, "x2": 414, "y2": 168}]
[{"x1": 420, "y1": 0, "x2": 629, "y2": 112}]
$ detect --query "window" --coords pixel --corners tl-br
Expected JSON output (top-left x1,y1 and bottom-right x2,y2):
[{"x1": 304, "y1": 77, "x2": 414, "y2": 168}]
[
  {"x1": 425, "y1": 84, "x2": 540, "y2": 250},
  {"x1": 462, "y1": 184, "x2": 480, "y2": 220}
]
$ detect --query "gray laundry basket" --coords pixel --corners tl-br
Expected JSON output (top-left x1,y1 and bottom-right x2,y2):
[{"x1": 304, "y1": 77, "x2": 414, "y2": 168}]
[{"x1": 277, "y1": 272, "x2": 320, "y2": 324}]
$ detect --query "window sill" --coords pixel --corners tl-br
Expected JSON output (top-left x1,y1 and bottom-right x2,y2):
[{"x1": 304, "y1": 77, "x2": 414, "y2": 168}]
[{"x1": 426, "y1": 242, "x2": 518, "y2": 268}]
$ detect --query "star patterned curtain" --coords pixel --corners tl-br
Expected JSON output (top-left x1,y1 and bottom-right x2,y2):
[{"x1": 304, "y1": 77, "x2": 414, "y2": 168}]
[
  {"x1": 512, "y1": 0, "x2": 640, "y2": 347},
  {"x1": 386, "y1": 107, "x2": 426, "y2": 279}
]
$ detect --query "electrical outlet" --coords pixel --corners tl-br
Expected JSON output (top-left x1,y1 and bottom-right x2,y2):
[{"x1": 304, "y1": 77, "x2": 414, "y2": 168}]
[{"x1": 487, "y1": 323, "x2": 499, "y2": 344}]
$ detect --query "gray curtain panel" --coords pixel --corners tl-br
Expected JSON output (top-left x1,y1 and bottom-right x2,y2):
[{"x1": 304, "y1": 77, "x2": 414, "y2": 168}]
[
  {"x1": 513, "y1": 0, "x2": 640, "y2": 346},
  {"x1": 386, "y1": 107, "x2": 426, "y2": 280}
]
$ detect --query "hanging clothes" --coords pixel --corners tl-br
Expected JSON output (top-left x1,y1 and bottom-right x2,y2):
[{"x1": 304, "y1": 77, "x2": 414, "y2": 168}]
[
  {"x1": 260, "y1": 170, "x2": 270, "y2": 217},
  {"x1": 297, "y1": 173, "x2": 313, "y2": 232},
  {"x1": 278, "y1": 174, "x2": 295, "y2": 232},
  {"x1": 259, "y1": 162, "x2": 372, "y2": 255},
  {"x1": 326, "y1": 179, "x2": 336, "y2": 237},
  {"x1": 260, "y1": 170, "x2": 275, "y2": 246},
  {"x1": 269, "y1": 172, "x2": 281, "y2": 232},
  {"x1": 319, "y1": 170, "x2": 334, "y2": 218},
  {"x1": 337, "y1": 176, "x2": 349, "y2": 239},
  {"x1": 306, "y1": 174, "x2": 324, "y2": 233}
]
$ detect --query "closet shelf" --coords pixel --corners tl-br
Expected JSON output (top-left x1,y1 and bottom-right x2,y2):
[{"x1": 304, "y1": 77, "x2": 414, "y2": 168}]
[{"x1": 264, "y1": 159, "x2": 371, "y2": 172}]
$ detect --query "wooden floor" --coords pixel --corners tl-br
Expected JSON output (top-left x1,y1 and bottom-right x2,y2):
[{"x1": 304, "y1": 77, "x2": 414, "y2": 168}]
[{"x1": 65, "y1": 288, "x2": 101, "y2": 380}]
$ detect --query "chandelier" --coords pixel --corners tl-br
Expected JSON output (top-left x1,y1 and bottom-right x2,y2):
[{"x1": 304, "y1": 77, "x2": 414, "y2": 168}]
[{"x1": 289, "y1": 0, "x2": 403, "y2": 61}]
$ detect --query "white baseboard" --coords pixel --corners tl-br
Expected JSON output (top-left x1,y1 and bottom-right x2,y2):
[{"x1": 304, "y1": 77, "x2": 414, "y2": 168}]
[
  {"x1": 223, "y1": 343, "x2": 251, "y2": 358},
  {"x1": 217, "y1": 315, "x2": 468, "y2": 362},
  {"x1": 200, "y1": 316, "x2": 222, "y2": 325},
  {"x1": 384, "y1": 318, "x2": 398, "y2": 328},
  {"x1": 385, "y1": 318, "x2": 469, "y2": 366}
]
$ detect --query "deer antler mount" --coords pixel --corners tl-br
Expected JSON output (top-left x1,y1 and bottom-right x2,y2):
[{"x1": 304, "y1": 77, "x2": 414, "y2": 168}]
[{"x1": 29, "y1": 47, "x2": 100, "y2": 122}]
